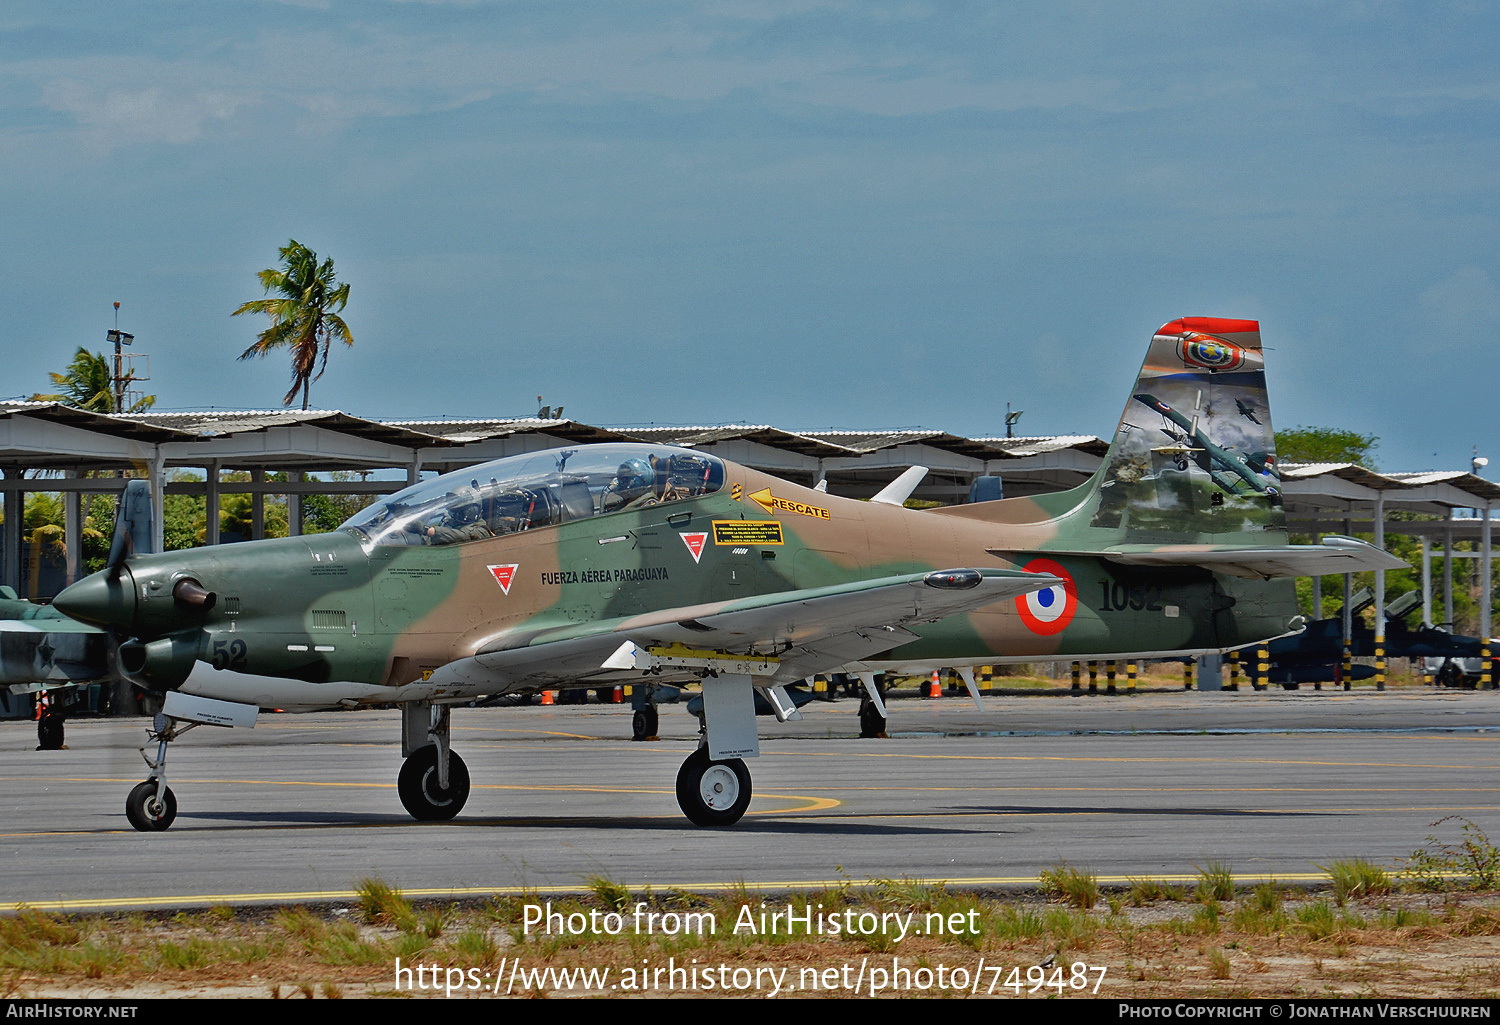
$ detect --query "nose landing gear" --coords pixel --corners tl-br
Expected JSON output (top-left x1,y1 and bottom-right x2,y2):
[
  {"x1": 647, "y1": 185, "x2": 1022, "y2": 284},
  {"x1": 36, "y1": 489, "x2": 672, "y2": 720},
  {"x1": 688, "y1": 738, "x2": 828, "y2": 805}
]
[{"x1": 126, "y1": 713, "x2": 193, "y2": 832}]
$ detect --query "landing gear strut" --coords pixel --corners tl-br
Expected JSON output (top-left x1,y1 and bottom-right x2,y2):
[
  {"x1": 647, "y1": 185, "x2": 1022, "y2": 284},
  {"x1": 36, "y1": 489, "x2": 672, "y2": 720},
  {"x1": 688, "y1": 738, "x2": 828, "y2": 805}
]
[
  {"x1": 126, "y1": 713, "x2": 192, "y2": 832},
  {"x1": 398, "y1": 702, "x2": 470, "y2": 820},
  {"x1": 675, "y1": 746, "x2": 751, "y2": 827},
  {"x1": 631, "y1": 684, "x2": 659, "y2": 741},
  {"x1": 856, "y1": 672, "x2": 888, "y2": 739}
]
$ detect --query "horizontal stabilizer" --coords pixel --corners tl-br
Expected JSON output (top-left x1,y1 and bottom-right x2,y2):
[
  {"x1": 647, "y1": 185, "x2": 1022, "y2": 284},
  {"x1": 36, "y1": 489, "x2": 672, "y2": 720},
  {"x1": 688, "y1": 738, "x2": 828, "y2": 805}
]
[
  {"x1": 870, "y1": 466, "x2": 928, "y2": 507},
  {"x1": 989, "y1": 536, "x2": 1405, "y2": 580}
]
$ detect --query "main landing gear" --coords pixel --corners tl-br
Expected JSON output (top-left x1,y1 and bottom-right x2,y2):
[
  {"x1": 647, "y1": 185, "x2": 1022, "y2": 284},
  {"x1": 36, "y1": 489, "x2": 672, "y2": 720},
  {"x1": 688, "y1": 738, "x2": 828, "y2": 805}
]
[
  {"x1": 399, "y1": 702, "x2": 470, "y2": 821},
  {"x1": 675, "y1": 746, "x2": 751, "y2": 827},
  {"x1": 674, "y1": 674, "x2": 760, "y2": 827},
  {"x1": 126, "y1": 713, "x2": 194, "y2": 831}
]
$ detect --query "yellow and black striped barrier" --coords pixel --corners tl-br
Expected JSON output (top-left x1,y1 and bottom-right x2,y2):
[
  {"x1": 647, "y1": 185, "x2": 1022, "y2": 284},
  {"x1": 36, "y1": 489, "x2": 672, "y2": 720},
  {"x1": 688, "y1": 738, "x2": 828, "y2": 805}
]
[{"x1": 1254, "y1": 647, "x2": 1269, "y2": 691}]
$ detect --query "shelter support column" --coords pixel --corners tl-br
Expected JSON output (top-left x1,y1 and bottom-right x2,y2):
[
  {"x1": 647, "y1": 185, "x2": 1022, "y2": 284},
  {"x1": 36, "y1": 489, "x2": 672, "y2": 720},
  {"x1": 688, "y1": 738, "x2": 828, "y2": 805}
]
[
  {"x1": 1342, "y1": 514, "x2": 1353, "y2": 691},
  {"x1": 205, "y1": 461, "x2": 220, "y2": 546},
  {"x1": 64, "y1": 471, "x2": 80, "y2": 587},
  {"x1": 1443, "y1": 513, "x2": 1454, "y2": 630},
  {"x1": 1483, "y1": 502, "x2": 1492, "y2": 689},
  {"x1": 251, "y1": 468, "x2": 264, "y2": 541},
  {"x1": 1374, "y1": 493, "x2": 1385, "y2": 691},
  {"x1": 1421, "y1": 537, "x2": 1432, "y2": 627},
  {"x1": 1, "y1": 471, "x2": 21, "y2": 593},
  {"x1": 287, "y1": 470, "x2": 302, "y2": 537}
]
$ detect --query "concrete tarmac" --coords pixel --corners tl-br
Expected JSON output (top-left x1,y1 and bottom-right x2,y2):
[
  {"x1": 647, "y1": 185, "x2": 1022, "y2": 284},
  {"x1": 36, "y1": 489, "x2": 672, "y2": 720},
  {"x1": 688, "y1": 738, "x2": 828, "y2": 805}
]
[{"x1": 2, "y1": 689, "x2": 1498, "y2": 910}]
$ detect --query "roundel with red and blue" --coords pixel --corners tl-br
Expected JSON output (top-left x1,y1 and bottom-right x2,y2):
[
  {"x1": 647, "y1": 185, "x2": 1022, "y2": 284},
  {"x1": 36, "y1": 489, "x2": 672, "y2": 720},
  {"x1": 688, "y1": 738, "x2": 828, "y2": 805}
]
[
  {"x1": 1015, "y1": 557, "x2": 1077, "y2": 636},
  {"x1": 1177, "y1": 333, "x2": 1246, "y2": 372}
]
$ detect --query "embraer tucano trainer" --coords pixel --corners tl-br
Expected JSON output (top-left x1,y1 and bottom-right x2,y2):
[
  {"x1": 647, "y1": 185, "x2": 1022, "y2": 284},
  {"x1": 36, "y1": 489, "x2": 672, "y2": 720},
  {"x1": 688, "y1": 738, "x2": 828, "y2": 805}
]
[{"x1": 54, "y1": 318, "x2": 1404, "y2": 831}]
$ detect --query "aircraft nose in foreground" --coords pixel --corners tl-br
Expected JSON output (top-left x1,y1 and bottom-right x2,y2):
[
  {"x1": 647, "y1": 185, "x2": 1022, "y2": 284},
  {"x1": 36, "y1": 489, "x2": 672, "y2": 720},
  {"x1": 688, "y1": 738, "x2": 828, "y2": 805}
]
[{"x1": 53, "y1": 570, "x2": 137, "y2": 632}]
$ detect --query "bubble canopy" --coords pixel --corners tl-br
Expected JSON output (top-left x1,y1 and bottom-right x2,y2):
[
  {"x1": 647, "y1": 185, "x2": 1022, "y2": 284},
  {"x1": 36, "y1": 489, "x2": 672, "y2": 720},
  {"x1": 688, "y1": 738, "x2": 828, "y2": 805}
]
[{"x1": 339, "y1": 444, "x2": 727, "y2": 547}]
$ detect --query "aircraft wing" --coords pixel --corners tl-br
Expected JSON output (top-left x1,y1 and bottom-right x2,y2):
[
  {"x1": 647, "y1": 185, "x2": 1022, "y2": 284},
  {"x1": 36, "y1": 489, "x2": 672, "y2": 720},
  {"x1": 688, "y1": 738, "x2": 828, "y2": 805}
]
[
  {"x1": 988, "y1": 535, "x2": 1405, "y2": 581},
  {"x1": 427, "y1": 567, "x2": 1058, "y2": 691}
]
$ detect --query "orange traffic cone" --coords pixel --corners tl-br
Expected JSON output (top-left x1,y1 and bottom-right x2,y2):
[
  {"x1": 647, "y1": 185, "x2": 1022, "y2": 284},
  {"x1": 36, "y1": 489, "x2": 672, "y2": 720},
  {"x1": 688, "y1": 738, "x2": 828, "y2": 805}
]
[
  {"x1": 540, "y1": 689, "x2": 554, "y2": 705},
  {"x1": 926, "y1": 670, "x2": 941, "y2": 698}
]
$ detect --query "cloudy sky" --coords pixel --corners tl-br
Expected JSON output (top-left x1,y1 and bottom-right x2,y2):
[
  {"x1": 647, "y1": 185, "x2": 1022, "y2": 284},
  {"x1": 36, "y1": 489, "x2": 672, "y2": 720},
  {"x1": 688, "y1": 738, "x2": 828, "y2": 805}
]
[{"x1": 3, "y1": 2, "x2": 1497, "y2": 472}]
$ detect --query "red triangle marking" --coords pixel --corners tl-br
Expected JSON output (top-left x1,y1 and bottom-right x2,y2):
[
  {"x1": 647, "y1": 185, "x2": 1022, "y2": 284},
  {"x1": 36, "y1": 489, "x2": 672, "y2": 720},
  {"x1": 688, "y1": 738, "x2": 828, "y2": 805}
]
[
  {"x1": 488, "y1": 564, "x2": 518, "y2": 594},
  {"x1": 680, "y1": 532, "x2": 708, "y2": 564}
]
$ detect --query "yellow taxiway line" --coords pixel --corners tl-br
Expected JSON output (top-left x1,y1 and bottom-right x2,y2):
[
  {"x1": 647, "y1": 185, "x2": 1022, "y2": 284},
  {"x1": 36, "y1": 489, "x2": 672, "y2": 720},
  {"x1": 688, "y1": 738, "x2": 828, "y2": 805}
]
[{"x1": 0, "y1": 871, "x2": 1339, "y2": 914}]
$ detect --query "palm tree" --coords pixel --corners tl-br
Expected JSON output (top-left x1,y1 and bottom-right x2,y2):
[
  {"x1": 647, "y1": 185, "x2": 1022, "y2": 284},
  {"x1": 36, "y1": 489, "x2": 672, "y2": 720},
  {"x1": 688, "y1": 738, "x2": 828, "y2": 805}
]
[
  {"x1": 31, "y1": 347, "x2": 155, "y2": 412},
  {"x1": 232, "y1": 240, "x2": 354, "y2": 410}
]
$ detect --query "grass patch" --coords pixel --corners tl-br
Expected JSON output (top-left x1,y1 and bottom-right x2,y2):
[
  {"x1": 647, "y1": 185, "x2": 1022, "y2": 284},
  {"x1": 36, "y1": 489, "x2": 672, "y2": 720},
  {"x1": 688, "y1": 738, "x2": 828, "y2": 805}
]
[
  {"x1": 1039, "y1": 863, "x2": 1098, "y2": 910},
  {"x1": 1208, "y1": 947, "x2": 1232, "y2": 979},
  {"x1": 588, "y1": 876, "x2": 632, "y2": 912},
  {"x1": 1127, "y1": 877, "x2": 1187, "y2": 905},
  {"x1": 1252, "y1": 880, "x2": 1283, "y2": 914},
  {"x1": 356, "y1": 877, "x2": 417, "y2": 932},
  {"x1": 1196, "y1": 862, "x2": 1235, "y2": 903},
  {"x1": 1325, "y1": 859, "x2": 1392, "y2": 906}
]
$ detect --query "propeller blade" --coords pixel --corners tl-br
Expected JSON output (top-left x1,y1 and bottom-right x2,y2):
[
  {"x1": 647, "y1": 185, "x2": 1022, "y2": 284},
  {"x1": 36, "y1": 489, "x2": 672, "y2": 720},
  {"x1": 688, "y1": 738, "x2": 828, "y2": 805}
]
[{"x1": 106, "y1": 480, "x2": 155, "y2": 575}]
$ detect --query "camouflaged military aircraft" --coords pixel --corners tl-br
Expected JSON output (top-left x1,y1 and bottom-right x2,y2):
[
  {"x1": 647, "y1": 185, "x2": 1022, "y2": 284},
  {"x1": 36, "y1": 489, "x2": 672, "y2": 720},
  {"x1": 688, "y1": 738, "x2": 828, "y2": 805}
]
[{"x1": 54, "y1": 317, "x2": 1405, "y2": 832}]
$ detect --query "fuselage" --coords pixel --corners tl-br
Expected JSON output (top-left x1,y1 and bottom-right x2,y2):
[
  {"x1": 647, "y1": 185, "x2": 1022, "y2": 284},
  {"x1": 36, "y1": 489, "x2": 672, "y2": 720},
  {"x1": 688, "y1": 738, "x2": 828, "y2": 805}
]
[{"x1": 54, "y1": 445, "x2": 1299, "y2": 709}]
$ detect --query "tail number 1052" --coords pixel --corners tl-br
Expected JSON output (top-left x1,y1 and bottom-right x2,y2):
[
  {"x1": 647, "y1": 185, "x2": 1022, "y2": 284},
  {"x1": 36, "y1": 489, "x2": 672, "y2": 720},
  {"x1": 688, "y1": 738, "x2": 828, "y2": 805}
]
[{"x1": 1099, "y1": 581, "x2": 1163, "y2": 613}]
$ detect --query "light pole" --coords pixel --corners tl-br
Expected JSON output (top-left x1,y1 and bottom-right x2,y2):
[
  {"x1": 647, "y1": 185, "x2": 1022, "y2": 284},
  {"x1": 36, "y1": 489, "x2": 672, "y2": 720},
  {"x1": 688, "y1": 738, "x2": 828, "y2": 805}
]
[{"x1": 105, "y1": 301, "x2": 134, "y2": 413}]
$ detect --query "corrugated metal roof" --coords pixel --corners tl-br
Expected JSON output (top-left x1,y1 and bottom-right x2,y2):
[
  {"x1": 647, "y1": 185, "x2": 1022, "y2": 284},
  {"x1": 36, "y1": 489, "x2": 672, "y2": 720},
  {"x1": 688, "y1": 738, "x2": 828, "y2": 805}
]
[
  {"x1": 1280, "y1": 463, "x2": 1500, "y2": 503},
  {"x1": 619, "y1": 425, "x2": 859, "y2": 458},
  {"x1": 972, "y1": 434, "x2": 1112, "y2": 457},
  {"x1": 388, "y1": 418, "x2": 634, "y2": 446},
  {"x1": 0, "y1": 401, "x2": 194, "y2": 442},
  {"x1": 120, "y1": 409, "x2": 447, "y2": 448}
]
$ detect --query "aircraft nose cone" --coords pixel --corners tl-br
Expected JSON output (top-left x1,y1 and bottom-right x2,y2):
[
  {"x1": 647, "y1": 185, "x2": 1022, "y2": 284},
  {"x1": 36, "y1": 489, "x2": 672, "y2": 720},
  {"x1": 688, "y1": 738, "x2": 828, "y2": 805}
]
[{"x1": 53, "y1": 570, "x2": 136, "y2": 632}]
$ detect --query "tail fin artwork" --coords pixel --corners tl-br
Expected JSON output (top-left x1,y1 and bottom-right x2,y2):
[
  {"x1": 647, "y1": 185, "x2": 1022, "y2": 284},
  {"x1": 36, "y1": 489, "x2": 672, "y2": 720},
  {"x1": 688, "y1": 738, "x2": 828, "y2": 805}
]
[
  {"x1": 955, "y1": 317, "x2": 1401, "y2": 583},
  {"x1": 1085, "y1": 317, "x2": 1283, "y2": 544}
]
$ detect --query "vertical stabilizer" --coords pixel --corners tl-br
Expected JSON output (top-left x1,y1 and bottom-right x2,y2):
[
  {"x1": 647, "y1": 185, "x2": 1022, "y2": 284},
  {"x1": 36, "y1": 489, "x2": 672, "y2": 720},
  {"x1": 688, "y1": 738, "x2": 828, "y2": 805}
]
[{"x1": 1078, "y1": 317, "x2": 1284, "y2": 544}]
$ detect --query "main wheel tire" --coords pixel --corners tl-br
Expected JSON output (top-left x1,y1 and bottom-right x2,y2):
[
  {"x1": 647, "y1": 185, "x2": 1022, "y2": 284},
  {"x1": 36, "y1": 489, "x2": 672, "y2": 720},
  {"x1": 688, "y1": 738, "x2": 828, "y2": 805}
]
[
  {"x1": 675, "y1": 747, "x2": 751, "y2": 827},
  {"x1": 858, "y1": 702, "x2": 887, "y2": 739},
  {"x1": 397, "y1": 746, "x2": 470, "y2": 821},
  {"x1": 632, "y1": 706, "x2": 658, "y2": 741},
  {"x1": 125, "y1": 780, "x2": 177, "y2": 832},
  {"x1": 36, "y1": 708, "x2": 65, "y2": 751}
]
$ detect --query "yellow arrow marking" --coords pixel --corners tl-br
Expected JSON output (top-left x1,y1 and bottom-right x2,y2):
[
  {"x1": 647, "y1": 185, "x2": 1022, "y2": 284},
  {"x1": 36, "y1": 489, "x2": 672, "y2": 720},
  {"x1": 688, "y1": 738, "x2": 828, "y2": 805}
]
[{"x1": 748, "y1": 487, "x2": 830, "y2": 519}]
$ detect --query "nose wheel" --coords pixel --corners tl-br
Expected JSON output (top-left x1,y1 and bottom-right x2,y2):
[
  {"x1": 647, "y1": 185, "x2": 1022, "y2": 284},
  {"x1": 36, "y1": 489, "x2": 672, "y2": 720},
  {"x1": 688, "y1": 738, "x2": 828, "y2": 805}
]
[
  {"x1": 398, "y1": 745, "x2": 471, "y2": 820},
  {"x1": 125, "y1": 780, "x2": 177, "y2": 832},
  {"x1": 675, "y1": 746, "x2": 751, "y2": 827}
]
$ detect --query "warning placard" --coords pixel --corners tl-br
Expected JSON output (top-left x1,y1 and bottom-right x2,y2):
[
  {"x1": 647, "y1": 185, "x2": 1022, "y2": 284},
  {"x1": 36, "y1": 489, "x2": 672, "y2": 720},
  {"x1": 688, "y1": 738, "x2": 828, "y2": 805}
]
[
  {"x1": 680, "y1": 532, "x2": 708, "y2": 563},
  {"x1": 712, "y1": 520, "x2": 784, "y2": 546}
]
